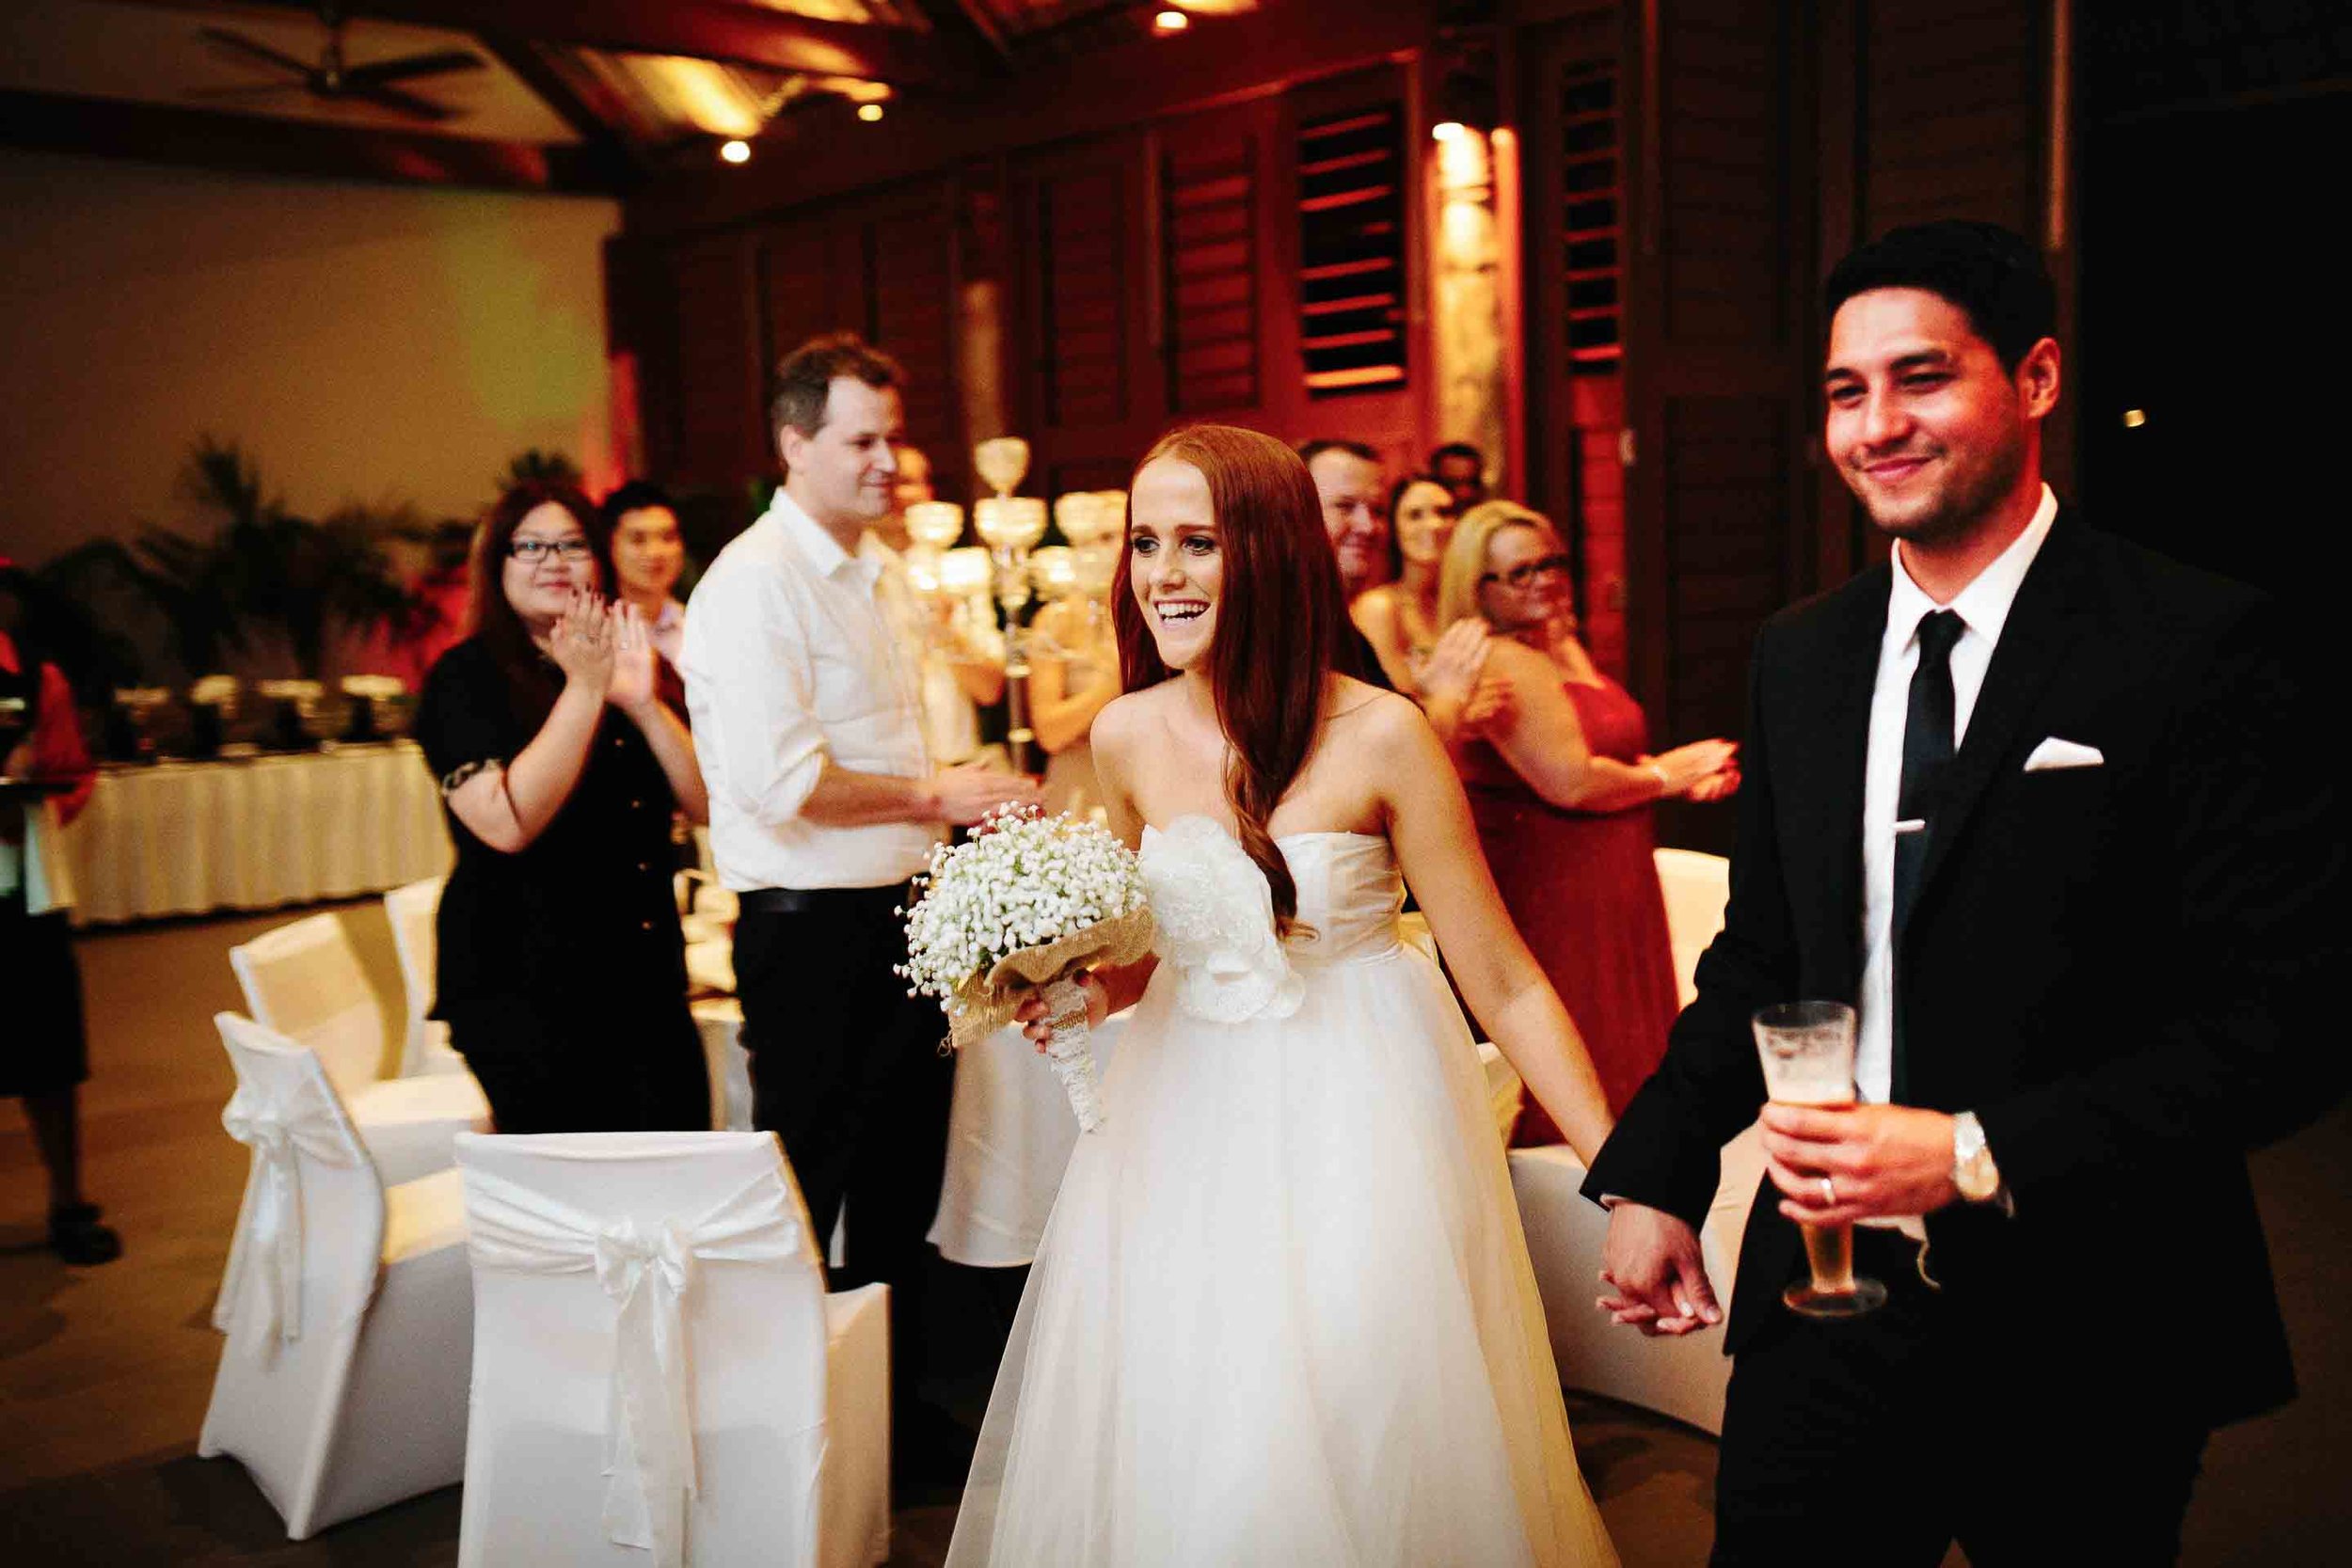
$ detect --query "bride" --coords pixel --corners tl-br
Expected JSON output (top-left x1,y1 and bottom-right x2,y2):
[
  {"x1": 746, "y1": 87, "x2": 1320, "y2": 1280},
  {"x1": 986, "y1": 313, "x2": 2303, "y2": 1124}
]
[{"x1": 946, "y1": 424, "x2": 1620, "y2": 1567}]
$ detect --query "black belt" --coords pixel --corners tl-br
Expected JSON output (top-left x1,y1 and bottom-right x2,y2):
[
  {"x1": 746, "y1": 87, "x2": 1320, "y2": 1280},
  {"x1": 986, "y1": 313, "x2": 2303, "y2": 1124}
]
[{"x1": 736, "y1": 881, "x2": 914, "y2": 916}]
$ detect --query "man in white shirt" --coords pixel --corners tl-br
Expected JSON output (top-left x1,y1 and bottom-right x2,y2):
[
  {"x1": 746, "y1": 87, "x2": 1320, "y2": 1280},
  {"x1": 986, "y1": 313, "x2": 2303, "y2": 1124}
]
[
  {"x1": 681, "y1": 335, "x2": 1038, "y2": 1472},
  {"x1": 1583, "y1": 222, "x2": 2342, "y2": 1560}
]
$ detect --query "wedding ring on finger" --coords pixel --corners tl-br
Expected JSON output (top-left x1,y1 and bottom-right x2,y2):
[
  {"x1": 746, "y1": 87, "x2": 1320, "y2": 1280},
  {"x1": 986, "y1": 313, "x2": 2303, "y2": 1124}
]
[{"x1": 1820, "y1": 1176, "x2": 1838, "y2": 1207}]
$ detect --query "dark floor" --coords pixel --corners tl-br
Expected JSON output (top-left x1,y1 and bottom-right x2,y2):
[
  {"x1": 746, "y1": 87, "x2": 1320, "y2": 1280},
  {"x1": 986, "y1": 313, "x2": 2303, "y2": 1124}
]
[{"x1": 1, "y1": 901, "x2": 2344, "y2": 1564}]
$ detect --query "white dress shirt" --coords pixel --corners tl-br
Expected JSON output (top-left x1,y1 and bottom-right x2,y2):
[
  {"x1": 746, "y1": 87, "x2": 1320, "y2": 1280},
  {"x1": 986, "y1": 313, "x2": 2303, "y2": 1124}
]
[
  {"x1": 681, "y1": 489, "x2": 941, "y2": 891},
  {"x1": 1857, "y1": 483, "x2": 2058, "y2": 1104},
  {"x1": 859, "y1": 535, "x2": 1004, "y2": 767}
]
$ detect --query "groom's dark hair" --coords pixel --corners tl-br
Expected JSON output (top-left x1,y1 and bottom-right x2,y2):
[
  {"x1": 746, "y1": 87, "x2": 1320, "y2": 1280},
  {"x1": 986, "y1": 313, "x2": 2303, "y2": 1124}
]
[{"x1": 1824, "y1": 220, "x2": 2057, "y2": 373}]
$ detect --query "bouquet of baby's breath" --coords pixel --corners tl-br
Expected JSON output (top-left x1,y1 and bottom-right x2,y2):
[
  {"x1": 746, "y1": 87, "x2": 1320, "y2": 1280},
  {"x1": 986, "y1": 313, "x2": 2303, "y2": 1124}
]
[{"x1": 898, "y1": 805, "x2": 1154, "y2": 1131}]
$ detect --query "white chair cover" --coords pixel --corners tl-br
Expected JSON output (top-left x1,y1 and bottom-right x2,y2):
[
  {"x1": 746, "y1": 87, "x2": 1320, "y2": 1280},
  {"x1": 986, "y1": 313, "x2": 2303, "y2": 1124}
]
[
  {"x1": 1653, "y1": 847, "x2": 1732, "y2": 1007},
  {"x1": 456, "y1": 1132, "x2": 889, "y2": 1568},
  {"x1": 230, "y1": 910, "x2": 487, "y2": 1183},
  {"x1": 200, "y1": 1013, "x2": 473, "y2": 1538},
  {"x1": 691, "y1": 997, "x2": 755, "y2": 1132},
  {"x1": 465, "y1": 1162, "x2": 804, "y2": 1567},
  {"x1": 384, "y1": 875, "x2": 467, "y2": 1077},
  {"x1": 215, "y1": 1057, "x2": 359, "y2": 1345},
  {"x1": 230, "y1": 911, "x2": 391, "y2": 1096}
]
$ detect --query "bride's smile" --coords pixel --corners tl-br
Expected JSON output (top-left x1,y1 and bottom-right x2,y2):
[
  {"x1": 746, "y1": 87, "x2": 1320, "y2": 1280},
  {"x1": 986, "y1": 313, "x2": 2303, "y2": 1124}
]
[{"x1": 1126, "y1": 456, "x2": 1223, "y2": 670}]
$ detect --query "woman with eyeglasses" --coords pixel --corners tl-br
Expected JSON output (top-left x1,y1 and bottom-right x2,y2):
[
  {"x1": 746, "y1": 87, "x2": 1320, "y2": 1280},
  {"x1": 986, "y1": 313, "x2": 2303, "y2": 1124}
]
[
  {"x1": 410, "y1": 483, "x2": 711, "y2": 1133},
  {"x1": 1431, "y1": 500, "x2": 1739, "y2": 1137}
]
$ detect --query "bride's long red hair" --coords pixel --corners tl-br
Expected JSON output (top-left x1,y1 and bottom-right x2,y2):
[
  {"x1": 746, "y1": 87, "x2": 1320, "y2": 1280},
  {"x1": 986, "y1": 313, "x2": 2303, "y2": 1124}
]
[{"x1": 1114, "y1": 423, "x2": 1344, "y2": 936}]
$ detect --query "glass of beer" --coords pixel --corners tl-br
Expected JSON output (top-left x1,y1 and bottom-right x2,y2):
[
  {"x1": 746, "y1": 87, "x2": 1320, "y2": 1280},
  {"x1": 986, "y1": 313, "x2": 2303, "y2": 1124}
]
[{"x1": 1752, "y1": 1001, "x2": 1886, "y2": 1319}]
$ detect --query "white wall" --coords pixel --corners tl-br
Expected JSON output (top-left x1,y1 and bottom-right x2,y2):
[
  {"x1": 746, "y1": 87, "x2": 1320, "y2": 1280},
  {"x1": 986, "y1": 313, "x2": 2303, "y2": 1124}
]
[{"x1": 0, "y1": 149, "x2": 621, "y2": 564}]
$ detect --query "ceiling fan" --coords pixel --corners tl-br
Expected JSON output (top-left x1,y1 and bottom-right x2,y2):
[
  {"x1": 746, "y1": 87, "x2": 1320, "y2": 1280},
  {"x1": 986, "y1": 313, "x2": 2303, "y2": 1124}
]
[{"x1": 196, "y1": 4, "x2": 485, "y2": 123}]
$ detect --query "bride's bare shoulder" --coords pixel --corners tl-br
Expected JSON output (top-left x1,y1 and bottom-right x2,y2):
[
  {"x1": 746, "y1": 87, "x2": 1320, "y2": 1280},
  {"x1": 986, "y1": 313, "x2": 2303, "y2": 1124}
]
[{"x1": 1091, "y1": 681, "x2": 1173, "y2": 760}]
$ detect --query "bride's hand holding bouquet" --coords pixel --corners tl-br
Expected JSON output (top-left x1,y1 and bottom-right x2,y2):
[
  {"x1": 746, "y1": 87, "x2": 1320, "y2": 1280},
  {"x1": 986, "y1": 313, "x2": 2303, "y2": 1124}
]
[{"x1": 898, "y1": 805, "x2": 1154, "y2": 1131}]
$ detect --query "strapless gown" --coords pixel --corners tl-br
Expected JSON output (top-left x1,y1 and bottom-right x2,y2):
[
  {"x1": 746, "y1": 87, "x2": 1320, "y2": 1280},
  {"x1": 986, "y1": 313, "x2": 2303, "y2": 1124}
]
[{"x1": 946, "y1": 817, "x2": 1617, "y2": 1568}]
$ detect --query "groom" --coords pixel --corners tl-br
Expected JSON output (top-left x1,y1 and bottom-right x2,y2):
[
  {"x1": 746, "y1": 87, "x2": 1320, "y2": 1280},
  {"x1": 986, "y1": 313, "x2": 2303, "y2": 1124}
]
[{"x1": 1585, "y1": 221, "x2": 2345, "y2": 1561}]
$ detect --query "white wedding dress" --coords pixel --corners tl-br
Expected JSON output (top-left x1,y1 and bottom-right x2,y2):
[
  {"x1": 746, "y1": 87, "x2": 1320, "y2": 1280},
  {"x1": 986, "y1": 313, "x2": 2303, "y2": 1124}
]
[{"x1": 946, "y1": 816, "x2": 1617, "y2": 1568}]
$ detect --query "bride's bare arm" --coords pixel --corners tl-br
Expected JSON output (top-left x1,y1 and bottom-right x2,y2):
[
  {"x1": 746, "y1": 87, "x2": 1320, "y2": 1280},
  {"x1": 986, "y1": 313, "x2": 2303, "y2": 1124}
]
[{"x1": 1367, "y1": 693, "x2": 1614, "y2": 1163}]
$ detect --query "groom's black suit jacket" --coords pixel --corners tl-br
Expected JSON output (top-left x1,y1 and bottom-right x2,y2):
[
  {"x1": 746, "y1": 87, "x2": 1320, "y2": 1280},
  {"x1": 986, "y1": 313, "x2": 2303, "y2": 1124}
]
[{"x1": 1583, "y1": 509, "x2": 2345, "y2": 1429}]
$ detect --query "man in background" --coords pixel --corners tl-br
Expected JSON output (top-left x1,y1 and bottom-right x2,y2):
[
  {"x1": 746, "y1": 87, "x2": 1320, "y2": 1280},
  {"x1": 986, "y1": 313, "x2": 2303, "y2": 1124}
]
[
  {"x1": 1430, "y1": 440, "x2": 1488, "y2": 513},
  {"x1": 601, "y1": 480, "x2": 689, "y2": 669},
  {"x1": 1300, "y1": 438, "x2": 1392, "y2": 602},
  {"x1": 681, "y1": 334, "x2": 1039, "y2": 1477}
]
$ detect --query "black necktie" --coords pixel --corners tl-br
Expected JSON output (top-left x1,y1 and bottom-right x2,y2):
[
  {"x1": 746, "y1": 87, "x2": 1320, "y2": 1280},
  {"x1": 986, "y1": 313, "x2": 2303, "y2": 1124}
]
[{"x1": 1890, "y1": 609, "x2": 1963, "y2": 1101}]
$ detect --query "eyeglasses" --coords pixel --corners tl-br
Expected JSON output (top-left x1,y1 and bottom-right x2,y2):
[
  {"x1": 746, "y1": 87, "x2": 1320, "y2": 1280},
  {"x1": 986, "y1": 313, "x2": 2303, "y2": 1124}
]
[
  {"x1": 1481, "y1": 554, "x2": 1573, "y2": 590},
  {"x1": 509, "y1": 537, "x2": 594, "y2": 562}
]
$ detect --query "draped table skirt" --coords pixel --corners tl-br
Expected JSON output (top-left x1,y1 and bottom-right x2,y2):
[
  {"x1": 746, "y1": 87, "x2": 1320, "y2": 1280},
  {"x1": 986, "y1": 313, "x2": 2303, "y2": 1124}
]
[{"x1": 61, "y1": 743, "x2": 453, "y2": 926}]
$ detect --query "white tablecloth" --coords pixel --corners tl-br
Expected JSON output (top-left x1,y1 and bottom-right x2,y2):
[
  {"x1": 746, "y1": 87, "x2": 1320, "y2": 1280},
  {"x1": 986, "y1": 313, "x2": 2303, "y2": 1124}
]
[{"x1": 61, "y1": 742, "x2": 453, "y2": 926}]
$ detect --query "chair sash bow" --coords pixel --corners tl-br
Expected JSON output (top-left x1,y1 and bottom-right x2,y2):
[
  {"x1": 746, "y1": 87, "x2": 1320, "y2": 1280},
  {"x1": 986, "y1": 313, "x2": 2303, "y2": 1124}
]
[
  {"x1": 215, "y1": 1079, "x2": 358, "y2": 1346},
  {"x1": 464, "y1": 1165, "x2": 804, "y2": 1568}
]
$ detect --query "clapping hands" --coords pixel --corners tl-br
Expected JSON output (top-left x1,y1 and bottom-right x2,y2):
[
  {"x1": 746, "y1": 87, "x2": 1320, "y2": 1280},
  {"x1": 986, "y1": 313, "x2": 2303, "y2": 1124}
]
[
  {"x1": 1418, "y1": 620, "x2": 1517, "y2": 740},
  {"x1": 548, "y1": 594, "x2": 660, "y2": 715}
]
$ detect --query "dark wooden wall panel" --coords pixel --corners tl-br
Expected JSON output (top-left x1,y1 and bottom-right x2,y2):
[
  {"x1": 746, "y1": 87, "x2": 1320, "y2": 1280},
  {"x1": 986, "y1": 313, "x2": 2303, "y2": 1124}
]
[
  {"x1": 668, "y1": 240, "x2": 764, "y2": 489},
  {"x1": 1859, "y1": 0, "x2": 2041, "y2": 237}
]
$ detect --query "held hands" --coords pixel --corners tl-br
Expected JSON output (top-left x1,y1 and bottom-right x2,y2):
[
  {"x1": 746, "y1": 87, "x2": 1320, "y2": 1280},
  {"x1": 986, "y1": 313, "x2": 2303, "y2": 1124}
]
[
  {"x1": 1759, "y1": 1102, "x2": 1959, "y2": 1227},
  {"x1": 931, "y1": 761, "x2": 1043, "y2": 826},
  {"x1": 1015, "y1": 969, "x2": 1112, "y2": 1052},
  {"x1": 1597, "y1": 1202, "x2": 1723, "y2": 1336}
]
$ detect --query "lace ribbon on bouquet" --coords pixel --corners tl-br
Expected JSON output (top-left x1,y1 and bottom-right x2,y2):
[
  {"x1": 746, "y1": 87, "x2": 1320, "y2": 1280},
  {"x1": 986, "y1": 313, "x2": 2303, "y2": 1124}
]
[
  {"x1": 1142, "y1": 816, "x2": 1305, "y2": 1025},
  {"x1": 215, "y1": 1076, "x2": 358, "y2": 1347},
  {"x1": 463, "y1": 1166, "x2": 806, "y2": 1568}
]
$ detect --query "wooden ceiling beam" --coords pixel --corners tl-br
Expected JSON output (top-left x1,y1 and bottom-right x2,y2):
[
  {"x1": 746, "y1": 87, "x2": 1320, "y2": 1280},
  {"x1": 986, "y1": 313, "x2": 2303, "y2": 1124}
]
[
  {"x1": 476, "y1": 32, "x2": 644, "y2": 168},
  {"x1": 191, "y1": 0, "x2": 992, "y2": 86},
  {"x1": 0, "y1": 87, "x2": 625, "y2": 195}
]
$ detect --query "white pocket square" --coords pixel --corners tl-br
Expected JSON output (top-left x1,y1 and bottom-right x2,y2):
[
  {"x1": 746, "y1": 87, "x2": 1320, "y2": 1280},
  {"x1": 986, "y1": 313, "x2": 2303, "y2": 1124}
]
[{"x1": 2024, "y1": 736, "x2": 2104, "y2": 772}]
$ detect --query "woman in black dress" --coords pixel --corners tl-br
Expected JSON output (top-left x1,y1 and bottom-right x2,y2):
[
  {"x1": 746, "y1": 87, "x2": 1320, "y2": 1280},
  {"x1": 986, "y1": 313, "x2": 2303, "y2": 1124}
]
[{"x1": 412, "y1": 483, "x2": 710, "y2": 1132}]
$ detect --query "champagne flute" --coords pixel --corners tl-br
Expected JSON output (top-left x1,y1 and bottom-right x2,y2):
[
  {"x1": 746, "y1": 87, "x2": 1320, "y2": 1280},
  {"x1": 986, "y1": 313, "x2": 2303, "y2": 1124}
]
[{"x1": 1752, "y1": 1000, "x2": 1887, "y2": 1318}]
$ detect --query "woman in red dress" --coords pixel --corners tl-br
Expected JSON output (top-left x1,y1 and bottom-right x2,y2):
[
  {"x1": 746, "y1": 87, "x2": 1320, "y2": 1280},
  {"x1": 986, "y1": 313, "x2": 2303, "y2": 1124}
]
[{"x1": 1430, "y1": 502, "x2": 1740, "y2": 1138}]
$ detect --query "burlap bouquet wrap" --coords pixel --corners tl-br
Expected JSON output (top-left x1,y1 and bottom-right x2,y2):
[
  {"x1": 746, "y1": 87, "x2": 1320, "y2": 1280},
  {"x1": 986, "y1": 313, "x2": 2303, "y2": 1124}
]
[
  {"x1": 946, "y1": 906, "x2": 1157, "y2": 1051},
  {"x1": 950, "y1": 906, "x2": 1154, "y2": 1134},
  {"x1": 901, "y1": 807, "x2": 1156, "y2": 1132}
]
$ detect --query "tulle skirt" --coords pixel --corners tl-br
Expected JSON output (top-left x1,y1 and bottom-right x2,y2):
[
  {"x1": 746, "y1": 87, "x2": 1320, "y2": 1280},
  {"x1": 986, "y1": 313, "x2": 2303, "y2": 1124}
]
[{"x1": 946, "y1": 943, "x2": 1617, "y2": 1567}]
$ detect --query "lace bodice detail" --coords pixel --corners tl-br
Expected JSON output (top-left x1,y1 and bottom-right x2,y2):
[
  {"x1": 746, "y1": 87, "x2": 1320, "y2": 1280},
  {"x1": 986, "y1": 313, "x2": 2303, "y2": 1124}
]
[{"x1": 1138, "y1": 816, "x2": 1405, "y2": 1024}]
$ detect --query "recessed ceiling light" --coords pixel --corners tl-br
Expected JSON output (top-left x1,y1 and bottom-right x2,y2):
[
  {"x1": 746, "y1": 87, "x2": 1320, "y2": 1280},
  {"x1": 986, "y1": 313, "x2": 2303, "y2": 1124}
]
[
  {"x1": 858, "y1": 103, "x2": 884, "y2": 122},
  {"x1": 719, "y1": 139, "x2": 751, "y2": 165},
  {"x1": 1154, "y1": 9, "x2": 1189, "y2": 32}
]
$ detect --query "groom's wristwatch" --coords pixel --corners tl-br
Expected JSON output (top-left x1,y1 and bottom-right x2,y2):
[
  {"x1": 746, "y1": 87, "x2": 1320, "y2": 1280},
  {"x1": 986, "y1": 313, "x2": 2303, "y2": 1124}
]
[{"x1": 1950, "y1": 1112, "x2": 2010, "y2": 1212}]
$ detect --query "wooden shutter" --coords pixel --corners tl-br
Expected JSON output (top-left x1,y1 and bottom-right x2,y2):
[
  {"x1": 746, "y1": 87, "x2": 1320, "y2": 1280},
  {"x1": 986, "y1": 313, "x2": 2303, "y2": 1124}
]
[
  {"x1": 1295, "y1": 101, "x2": 1407, "y2": 395},
  {"x1": 1163, "y1": 119, "x2": 1261, "y2": 414}
]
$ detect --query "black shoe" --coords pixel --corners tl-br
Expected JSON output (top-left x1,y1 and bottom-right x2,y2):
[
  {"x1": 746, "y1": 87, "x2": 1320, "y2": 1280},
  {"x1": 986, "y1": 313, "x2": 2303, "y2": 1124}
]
[{"x1": 49, "y1": 1204, "x2": 122, "y2": 1266}]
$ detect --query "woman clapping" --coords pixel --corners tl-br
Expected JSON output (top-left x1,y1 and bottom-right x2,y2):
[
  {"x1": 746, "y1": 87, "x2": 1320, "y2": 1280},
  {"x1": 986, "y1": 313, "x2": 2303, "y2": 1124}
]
[{"x1": 412, "y1": 483, "x2": 710, "y2": 1133}]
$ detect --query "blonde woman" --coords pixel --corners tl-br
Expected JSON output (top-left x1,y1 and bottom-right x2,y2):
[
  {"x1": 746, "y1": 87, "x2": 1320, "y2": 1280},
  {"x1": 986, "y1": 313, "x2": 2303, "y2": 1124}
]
[{"x1": 1434, "y1": 500, "x2": 1738, "y2": 1135}]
